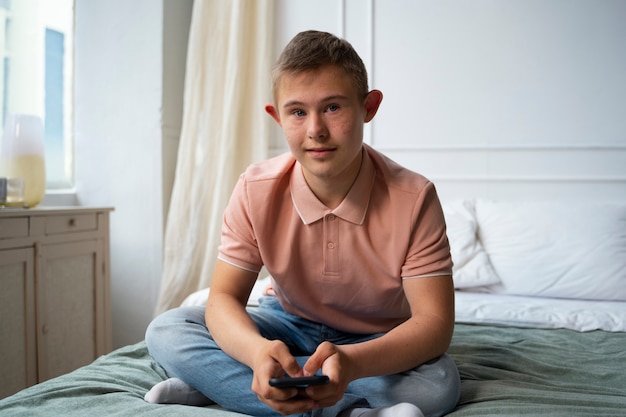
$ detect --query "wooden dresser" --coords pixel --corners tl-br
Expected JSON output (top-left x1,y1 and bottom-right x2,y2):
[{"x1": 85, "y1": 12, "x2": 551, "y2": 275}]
[{"x1": 0, "y1": 207, "x2": 113, "y2": 399}]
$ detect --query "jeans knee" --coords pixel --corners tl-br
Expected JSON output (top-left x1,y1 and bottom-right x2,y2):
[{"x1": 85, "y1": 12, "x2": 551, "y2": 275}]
[
  {"x1": 145, "y1": 311, "x2": 172, "y2": 359},
  {"x1": 417, "y1": 354, "x2": 461, "y2": 417},
  {"x1": 345, "y1": 354, "x2": 460, "y2": 417},
  {"x1": 144, "y1": 316, "x2": 162, "y2": 353},
  {"x1": 145, "y1": 306, "x2": 206, "y2": 358}
]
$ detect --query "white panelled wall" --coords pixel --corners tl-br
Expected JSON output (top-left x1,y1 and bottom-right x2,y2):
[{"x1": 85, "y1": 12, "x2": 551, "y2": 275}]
[{"x1": 272, "y1": 0, "x2": 626, "y2": 203}]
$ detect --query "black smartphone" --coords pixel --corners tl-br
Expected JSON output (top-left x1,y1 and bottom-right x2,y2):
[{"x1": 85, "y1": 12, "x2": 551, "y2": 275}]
[{"x1": 269, "y1": 375, "x2": 329, "y2": 388}]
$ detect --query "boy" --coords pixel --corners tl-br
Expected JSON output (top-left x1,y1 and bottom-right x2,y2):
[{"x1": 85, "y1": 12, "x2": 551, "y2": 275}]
[{"x1": 145, "y1": 30, "x2": 460, "y2": 417}]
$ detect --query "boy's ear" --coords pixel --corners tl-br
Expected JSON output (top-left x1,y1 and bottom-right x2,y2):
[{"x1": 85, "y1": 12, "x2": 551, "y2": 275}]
[
  {"x1": 363, "y1": 90, "x2": 383, "y2": 123},
  {"x1": 265, "y1": 103, "x2": 282, "y2": 126}
]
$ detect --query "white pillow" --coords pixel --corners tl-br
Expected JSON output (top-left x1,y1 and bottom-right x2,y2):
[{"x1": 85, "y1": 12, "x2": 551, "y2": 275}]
[
  {"x1": 442, "y1": 200, "x2": 500, "y2": 289},
  {"x1": 474, "y1": 200, "x2": 626, "y2": 301}
]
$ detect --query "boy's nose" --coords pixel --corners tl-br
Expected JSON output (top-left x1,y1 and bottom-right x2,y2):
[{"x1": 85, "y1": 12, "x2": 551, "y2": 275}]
[{"x1": 307, "y1": 113, "x2": 328, "y2": 141}]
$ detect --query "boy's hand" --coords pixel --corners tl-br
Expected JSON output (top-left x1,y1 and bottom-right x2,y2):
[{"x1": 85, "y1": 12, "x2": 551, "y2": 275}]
[
  {"x1": 251, "y1": 340, "x2": 320, "y2": 415},
  {"x1": 300, "y1": 341, "x2": 352, "y2": 409}
]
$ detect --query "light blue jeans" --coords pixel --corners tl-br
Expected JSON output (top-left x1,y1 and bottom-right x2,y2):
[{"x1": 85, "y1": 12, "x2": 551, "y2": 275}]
[{"x1": 145, "y1": 296, "x2": 460, "y2": 417}]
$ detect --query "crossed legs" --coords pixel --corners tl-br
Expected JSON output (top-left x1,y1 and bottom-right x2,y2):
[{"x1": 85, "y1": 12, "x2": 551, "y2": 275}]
[{"x1": 144, "y1": 300, "x2": 460, "y2": 417}]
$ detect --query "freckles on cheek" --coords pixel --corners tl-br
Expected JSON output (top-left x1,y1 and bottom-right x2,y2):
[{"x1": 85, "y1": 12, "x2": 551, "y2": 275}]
[{"x1": 338, "y1": 121, "x2": 356, "y2": 136}]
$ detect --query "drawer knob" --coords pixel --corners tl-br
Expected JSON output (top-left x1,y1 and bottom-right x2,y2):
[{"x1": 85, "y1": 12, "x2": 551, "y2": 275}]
[{"x1": 68, "y1": 218, "x2": 76, "y2": 227}]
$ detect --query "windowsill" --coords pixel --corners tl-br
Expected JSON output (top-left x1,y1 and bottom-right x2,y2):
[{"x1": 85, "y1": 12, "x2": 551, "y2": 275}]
[{"x1": 40, "y1": 189, "x2": 79, "y2": 206}]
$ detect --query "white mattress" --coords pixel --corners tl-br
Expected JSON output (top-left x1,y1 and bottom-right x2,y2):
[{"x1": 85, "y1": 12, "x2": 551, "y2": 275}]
[
  {"x1": 181, "y1": 278, "x2": 626, "y2": 333},
  {"x1": 455, "y1": 291, "x2": 626, "y2": 332}
]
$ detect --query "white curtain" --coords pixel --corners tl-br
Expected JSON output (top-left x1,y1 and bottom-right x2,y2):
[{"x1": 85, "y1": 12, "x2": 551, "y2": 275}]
[{"x1": 155, "y1": 0, "x2": 274, "y2": 314}]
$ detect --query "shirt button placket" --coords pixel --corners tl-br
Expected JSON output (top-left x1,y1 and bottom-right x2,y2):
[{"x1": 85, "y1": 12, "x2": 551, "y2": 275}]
[{"x1": 323, "y1": 213, "x2": 339, "y2": 275}]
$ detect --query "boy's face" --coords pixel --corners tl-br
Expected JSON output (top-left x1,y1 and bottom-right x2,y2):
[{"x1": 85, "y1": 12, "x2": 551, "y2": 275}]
[{"x1": 266, "y1": 65, "x2": 382, "y2": 187}]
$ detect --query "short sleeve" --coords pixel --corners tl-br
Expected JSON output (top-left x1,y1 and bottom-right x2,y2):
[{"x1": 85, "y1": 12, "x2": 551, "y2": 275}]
[
  {"x1": 217, "y1": 174, "x2": 264, "y2": 273},
  {"x1": 401, "y1": 182, "x2": 453, "y2": 279}
]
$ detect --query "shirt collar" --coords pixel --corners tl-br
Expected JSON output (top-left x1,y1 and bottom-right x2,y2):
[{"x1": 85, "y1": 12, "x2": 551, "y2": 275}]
[{"x1": 290, "y1": 147, "x2": 375, "y2": 225}]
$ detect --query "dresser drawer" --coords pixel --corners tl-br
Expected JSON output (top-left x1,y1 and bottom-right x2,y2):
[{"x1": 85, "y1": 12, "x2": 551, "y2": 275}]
[
  {"x1": 0, "y1": 217, "x2": 29, "y2": 239},
  {"x1": 44, "y1": 213, "x2": 98, "y2": 235}
]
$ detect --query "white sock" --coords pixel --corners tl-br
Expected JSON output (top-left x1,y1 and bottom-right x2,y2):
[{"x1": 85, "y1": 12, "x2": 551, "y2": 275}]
[
  {"x1": 340, "y1": 402, "x2": 425, "y2": 417},
  {"x1": 144, "y1": 377, "x2": 214, "y2": 406}
]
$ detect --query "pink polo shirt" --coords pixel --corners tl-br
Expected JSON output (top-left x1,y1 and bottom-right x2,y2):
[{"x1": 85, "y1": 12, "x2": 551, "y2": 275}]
[{"x1": 218, "y1": 144, "x2": 452, "y2": 334}]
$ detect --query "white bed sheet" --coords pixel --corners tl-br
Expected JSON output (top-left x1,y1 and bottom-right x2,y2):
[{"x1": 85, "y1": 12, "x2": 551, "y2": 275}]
[
  {"x1": 180, "y1": 276, "x2": 272, "y2": 308},
  {"x1": 455, "y1": 291, "x2": 626, "y2": 332},
  {"x1": 181, "y1": 278, "x2": 626, "y2": 333}
]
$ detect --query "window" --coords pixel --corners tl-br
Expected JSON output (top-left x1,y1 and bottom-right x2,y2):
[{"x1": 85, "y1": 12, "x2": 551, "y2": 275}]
[{"x1": 0, "y1": 0, "x2": 74, "y2": 189}]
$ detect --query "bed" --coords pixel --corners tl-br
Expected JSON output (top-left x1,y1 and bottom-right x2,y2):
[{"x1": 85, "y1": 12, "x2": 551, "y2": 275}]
[{"x1": 1, "y1": 200, "x2": 625, "y2": 416}]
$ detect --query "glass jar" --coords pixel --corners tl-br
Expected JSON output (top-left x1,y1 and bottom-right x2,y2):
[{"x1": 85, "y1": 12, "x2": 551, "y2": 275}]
[{"x1": 0, "y1": 114, "x2": 46, "y2": 208}]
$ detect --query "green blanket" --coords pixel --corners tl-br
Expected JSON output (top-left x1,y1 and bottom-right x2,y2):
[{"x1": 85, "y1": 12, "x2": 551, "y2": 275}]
[
  {"x1": 448, "y1": 325, "x2": 626, "y2": 416},
  {"x1": 1, "y1": 324, "x2": 624, "y2": 416},
  {"x1": 0, "y1": 341, "x2": 246, "y2": 417}
]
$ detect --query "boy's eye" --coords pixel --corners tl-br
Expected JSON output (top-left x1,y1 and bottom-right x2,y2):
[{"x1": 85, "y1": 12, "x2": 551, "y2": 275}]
[
  {"x1": 292, "y1": 109, "x2": 305, "y2": 117},
  {"x1": 326, "y1": 104, "x2": 339, "y2": 112}
]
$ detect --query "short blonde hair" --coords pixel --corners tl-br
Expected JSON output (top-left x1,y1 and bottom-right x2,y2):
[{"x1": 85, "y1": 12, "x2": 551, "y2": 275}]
[{"x1": 271, "y1": 30, "x2": 369, "y2": 101}]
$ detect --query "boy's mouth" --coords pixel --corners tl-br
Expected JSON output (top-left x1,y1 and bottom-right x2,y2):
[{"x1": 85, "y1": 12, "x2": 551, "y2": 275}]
[{"x1": 307, "y1": 147, "x2": 336, "y2": 158}]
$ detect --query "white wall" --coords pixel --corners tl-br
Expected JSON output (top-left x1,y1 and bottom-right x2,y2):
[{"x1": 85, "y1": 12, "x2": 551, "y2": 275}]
[
  {"x1": 272, "y1": 0, "x2": 626, "y2": 203},
  {"x1": 74, "y1": 0, "x2": 192, "y2": 348}
]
